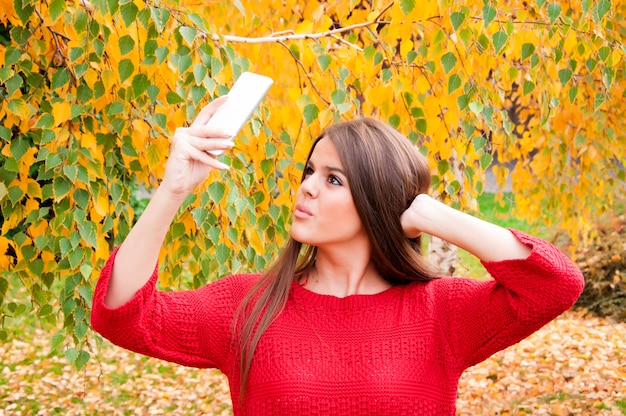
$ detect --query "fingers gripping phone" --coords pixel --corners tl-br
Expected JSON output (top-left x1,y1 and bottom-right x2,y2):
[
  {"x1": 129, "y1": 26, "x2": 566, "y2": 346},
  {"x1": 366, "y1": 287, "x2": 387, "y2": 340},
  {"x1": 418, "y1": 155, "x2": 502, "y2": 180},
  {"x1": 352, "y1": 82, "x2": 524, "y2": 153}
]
[{"x1": 207, "y1": 72, "x2": 274, "y2": 155}]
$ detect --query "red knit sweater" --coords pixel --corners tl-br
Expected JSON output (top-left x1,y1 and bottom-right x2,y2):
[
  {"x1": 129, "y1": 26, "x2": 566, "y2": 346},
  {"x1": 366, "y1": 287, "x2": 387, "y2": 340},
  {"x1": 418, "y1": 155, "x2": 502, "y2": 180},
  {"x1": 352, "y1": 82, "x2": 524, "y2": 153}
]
[{"x1": 91, "y1": 230, "x2": 584, "y2": 415}]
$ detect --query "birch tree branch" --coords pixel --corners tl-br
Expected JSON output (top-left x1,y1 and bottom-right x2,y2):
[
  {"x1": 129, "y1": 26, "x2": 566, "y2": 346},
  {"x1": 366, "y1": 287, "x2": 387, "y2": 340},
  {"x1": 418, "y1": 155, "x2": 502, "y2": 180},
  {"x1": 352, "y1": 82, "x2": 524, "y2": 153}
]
[{"x1": 206, "y1": 20, "x2": 390, "y2": 44}]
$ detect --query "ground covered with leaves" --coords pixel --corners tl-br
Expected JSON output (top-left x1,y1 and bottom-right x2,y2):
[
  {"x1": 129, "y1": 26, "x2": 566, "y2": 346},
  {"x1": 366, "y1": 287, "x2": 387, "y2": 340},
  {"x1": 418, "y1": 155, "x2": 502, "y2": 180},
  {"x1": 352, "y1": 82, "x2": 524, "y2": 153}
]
[{"x1": 0, "y1": 311, "x2": 624, "y2": 415}]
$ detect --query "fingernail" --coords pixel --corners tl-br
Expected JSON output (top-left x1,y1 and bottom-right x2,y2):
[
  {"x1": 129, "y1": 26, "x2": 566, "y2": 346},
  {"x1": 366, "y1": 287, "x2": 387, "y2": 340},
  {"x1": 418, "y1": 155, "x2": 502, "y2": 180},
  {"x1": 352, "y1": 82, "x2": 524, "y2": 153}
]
[
  {"x1": 222, "y1": 140, "x2": 235, "y2": 147},
  {"x1": 217, "y1": 161, "x2": 230, "y2": 170}
]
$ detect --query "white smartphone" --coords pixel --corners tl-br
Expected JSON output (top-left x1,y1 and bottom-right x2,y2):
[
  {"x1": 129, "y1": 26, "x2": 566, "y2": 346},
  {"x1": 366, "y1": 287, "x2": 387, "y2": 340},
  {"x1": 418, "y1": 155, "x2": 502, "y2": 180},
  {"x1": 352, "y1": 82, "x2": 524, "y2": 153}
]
[{"x1": 206, "y1": 72, "x2": 274, "y2": 155}]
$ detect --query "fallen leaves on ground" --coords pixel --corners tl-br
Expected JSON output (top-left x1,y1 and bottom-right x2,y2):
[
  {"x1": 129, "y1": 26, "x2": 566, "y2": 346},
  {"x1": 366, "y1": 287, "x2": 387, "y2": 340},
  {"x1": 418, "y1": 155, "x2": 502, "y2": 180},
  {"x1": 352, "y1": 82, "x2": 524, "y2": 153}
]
[{"x1": 0, "y1": 311, "x2": 624, "y2": 415}]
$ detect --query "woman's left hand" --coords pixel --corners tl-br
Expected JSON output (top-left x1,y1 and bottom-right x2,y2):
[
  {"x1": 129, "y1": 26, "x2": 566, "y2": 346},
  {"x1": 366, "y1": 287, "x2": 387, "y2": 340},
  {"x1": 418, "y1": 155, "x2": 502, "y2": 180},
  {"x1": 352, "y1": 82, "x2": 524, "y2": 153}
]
[{"x1": 400, "y1": 194, "x2": 437, "y2": 239}]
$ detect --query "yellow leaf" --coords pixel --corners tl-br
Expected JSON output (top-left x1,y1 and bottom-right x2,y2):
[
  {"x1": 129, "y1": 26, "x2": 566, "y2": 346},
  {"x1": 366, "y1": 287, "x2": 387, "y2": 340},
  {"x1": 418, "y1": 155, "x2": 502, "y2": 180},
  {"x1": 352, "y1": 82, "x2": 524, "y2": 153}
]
[
  {"x1": 7, "y1": 98, "x2": 31, "y2": 119},
  {"x1": 18, "y1": 147, "x2": 38, "y2": 177},
  {"x1": 28, "y1": 217, "x2": 48, "y2": 240},
  {"x1": 93, "y1": 185, "x2": 110, "y2": 218},
  {"x1": 0, "y1": 235, "x2": 13, "y2": 270},
  {"x1": 52, "y1": 102, "x2": 72, "y2": 126},
  {"x1": 400, "y1": 37, "x2": 413, "y2": 59},
  {"x1": 101, "y1": 69, "x2": 116, "y2": 92},
  {"x1": 132, "y1": 119, "x2": 150, "y2": 151},
  {"x1": 247, "y1": 228, "x2": 264, "y2": 254},
  {"x1": 295, "y1": 19, "x2": 314, "y2": 34}
]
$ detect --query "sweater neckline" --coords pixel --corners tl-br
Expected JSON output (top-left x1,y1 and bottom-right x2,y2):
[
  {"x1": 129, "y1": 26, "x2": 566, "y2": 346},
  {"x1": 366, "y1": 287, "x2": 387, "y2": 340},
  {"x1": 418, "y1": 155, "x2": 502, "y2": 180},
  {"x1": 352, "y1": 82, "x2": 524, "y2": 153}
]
[{"x1": 289, "y1": 280, "x2": 404, "y2": 309}]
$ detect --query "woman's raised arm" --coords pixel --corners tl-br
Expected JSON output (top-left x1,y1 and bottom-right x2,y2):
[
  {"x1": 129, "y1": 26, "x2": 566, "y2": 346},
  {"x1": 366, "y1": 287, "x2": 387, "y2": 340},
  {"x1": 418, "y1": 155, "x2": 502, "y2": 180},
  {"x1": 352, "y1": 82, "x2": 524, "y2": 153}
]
[
  {"x1": 400, "y1": 194, "x2": 531, "y2": 263},
  {"x1": 104, "y1": 98, "x2": 233, "y2": 308}
]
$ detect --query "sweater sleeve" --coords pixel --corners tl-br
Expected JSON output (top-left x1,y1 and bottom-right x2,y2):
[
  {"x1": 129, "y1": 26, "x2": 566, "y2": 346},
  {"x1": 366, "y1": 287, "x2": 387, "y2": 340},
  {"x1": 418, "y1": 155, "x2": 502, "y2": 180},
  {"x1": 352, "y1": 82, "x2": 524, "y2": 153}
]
[
  {"x1": 90, "y1": 247, "x2": 241, "y2": 370},
  {"x1": 447, "y1": 229, "x2": 584, "y2": 369}
]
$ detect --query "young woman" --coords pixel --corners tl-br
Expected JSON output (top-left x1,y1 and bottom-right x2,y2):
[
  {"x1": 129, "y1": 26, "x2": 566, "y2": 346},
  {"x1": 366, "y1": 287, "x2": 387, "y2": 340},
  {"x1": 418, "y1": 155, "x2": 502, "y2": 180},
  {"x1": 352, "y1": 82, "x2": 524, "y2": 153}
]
[{"x1": 91, "y1": 98, "x2": 584, "y2": 415}]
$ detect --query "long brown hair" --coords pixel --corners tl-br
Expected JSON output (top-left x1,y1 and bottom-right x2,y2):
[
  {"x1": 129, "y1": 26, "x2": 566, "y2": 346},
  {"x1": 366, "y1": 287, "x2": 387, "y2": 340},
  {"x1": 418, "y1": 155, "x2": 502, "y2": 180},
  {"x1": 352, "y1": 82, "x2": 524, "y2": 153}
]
[{"x1": 233, "y1": 117, "x2": 439, "y2": 399}]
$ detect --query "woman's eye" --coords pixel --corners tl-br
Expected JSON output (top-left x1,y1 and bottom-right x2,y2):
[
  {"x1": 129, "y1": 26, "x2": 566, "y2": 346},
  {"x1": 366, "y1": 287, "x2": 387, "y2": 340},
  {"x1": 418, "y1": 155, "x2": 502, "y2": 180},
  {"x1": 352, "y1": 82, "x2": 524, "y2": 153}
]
[
  {"x1": 303, "y1": 166, "x2": 314, "y2": 176},
  {"x1": 328, "y1": 175, "x2": 342, "y2": 186}
]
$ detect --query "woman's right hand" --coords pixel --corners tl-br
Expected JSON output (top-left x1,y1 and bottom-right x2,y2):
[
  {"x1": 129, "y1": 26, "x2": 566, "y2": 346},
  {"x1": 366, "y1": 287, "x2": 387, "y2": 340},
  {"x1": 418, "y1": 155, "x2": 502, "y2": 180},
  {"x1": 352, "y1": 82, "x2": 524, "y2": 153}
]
[{"x1": 160, "y1": 96, "x2": 234, "y2": 198}]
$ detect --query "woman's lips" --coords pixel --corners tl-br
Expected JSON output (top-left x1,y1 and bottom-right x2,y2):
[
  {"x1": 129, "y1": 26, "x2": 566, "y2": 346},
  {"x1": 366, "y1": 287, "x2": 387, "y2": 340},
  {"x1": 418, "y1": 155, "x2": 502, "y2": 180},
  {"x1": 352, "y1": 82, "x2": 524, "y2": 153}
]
[{"x1": 294, "y1": 204, "x2": 313, "y2": 219}]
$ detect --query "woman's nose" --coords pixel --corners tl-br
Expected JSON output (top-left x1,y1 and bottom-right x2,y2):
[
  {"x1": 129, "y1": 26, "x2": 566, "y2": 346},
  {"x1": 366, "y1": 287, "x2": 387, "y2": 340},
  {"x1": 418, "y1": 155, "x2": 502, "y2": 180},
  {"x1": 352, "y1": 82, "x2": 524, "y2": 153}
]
[{"x1": 299, "y1": 174, "x2": 319, "y2": 197}]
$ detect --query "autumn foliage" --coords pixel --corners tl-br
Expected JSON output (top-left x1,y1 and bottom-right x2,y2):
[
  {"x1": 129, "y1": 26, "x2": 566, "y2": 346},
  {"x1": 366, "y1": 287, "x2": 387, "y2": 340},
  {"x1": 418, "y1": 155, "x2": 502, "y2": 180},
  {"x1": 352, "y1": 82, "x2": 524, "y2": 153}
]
[{"x1": 0, "y1": 0, "x2": 624, "y2": 368}]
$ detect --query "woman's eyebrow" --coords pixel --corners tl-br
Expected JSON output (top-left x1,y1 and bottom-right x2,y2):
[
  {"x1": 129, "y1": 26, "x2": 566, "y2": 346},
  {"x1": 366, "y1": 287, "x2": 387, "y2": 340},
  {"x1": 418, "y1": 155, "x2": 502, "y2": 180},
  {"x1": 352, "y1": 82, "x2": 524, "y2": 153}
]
[
  {"x1": 307, "y1": 159, "x2": 347, "y2": 177},
  {"x1": 326, "y1": 166, "x2": 347, "y2": 177}
]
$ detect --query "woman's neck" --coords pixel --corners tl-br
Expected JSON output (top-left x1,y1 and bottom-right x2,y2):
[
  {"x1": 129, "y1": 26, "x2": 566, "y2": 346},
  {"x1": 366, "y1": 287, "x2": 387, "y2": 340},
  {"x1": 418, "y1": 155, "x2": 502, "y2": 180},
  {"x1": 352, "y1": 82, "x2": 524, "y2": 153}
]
[{"x1": 301, "y1": 250, "x2": 391, "y2": 297}]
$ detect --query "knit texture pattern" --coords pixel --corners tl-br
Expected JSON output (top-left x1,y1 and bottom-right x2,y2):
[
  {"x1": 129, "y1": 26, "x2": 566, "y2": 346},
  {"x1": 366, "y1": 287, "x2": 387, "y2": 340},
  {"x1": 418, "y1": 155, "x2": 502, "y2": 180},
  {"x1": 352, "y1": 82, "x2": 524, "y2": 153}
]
[{"x1": 91, "y1": 230, "x2": 584, "y2": 415}]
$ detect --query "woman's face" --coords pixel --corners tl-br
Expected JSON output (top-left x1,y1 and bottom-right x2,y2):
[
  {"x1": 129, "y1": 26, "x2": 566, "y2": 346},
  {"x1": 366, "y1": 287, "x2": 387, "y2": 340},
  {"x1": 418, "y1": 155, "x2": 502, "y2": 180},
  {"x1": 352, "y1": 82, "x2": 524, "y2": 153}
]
[{"x1": 290, "y1": 138, "x2": 368, "y2": 250}]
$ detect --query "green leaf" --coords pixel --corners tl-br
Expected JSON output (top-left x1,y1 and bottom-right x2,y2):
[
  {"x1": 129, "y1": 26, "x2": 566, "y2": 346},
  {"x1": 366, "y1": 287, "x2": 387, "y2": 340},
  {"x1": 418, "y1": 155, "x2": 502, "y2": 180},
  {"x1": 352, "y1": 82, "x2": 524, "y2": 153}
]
[
  {"x1": 193, "y1": 63, "x2": 207, "y2": 85},
  {"x1": 317, "y1": 54, "x2": 331, "y2": 71},
  {"x1": 8, "y1": 186, "x2": 24, "y2": 205},
  {"x1": 473, "y1": 136, "x2": 487, "y2": 151},
  {"x1": 558, "y1": 68, "x2": 572, "y2": 86},
  {"x1": 68, "y1": 248, "x2": 84, "y2": 269},
  {"x1": 76, "y1": 350, "x2": 90, "y2": 370},
  {"x1": 120, "y1": 2, "x2": 138, "y2": 26},
  {"x1": 179, "y1": 26, "x2": 197, "y2": 46},
  {"x1": 216, "y1": 244, "x2": 229, "y2": 264},
  {"x1": 568, "y1": 86, "x2": 578, "y2": 103},
  {"x1": 118, "y1": 35, "x2": 135, "y2": 56},
  {"x1": 14, "y1": 0, "x2": 35, "y2": 24},
  {"x1": 75, "y1": 322, "x2": 88, "y2": 341},
  {"x1": 188, "y1": 12, "x2": 208, "y2": 32},
  {"x1": 536, "y1": 0, "x2": 547, "y2": 8},
  {"x1": 0, "y1": 126, "x2": 10, "y2": 143},
  {"x1": 131, "y1": 74, "x2": 150, "y2": 97},
  {"x1": 448, "y1": 73, "x2": 461, "y2": 93},
  {"x1": 437, "y1": 160, "x2": 449, "y2": 175},
  {"x1": 399, "y1": 0, "x2": 416, "y2": 15},
  {"x1": 37, "y1": 304, "x2": 53, "y2": 318},
  {"x1": 585, "y1": 57, "x2": 597, "y2": 72},
  {"x1": 48, "y1": 0, "x2": 67, "y2": 21},
  {"x1": 0, "y1": 66, "x2": 11, "y2": 84},
  {"x1": 303, "y1": 104, "x2": 319, "y2": 125},
  {"x1": 149, "y1": 6, "x2": 170, "y2": 33},
  {"x1": 4, "y1": 46, "x2": 21, "y2": 66},
  {"x1": 602, "y1": 67, "x2": 615, "y2": 89},
  {"x1": 469, "y1": 101, "x2": 484, "y2": 115},
  {"x1": 457, "y1": 94, "x2": 470, "y2": 110},
  {"x1": 155, "y1": 46, "x2": 169, "y2": 64},
  {"x1": 523, "y1": 80, "x2": 535, "y2": 95},
  {"x1": 594, "y1": 92, "x2": 606, "y2": 109},
  {"x1": 118, "y1": 59, "x2": 134, "y2": 83},
  {"x1": 403, "y1": 50, "x2": 415, "y2": 64},
  {"x1": 331, "y1": 89, "x2": 346, "y2": 105},
  {"x1": 208, "y1": 182, "x2": 225, "y2": 202},
  {"x1": 51, "y1": 333, "x2": 64, "y2": 352},
  {"x1": 547, "y1": 3, "x2": 561, "y2": 24},
  {"x1": 51, "y1": 68, "x2": 71, "y2": 90},
  {"x1": 5, "y1": 74, "x2": 22, "y2": 96},
  {"x1": 521, "y1": 43, "x2": 535, "y2": 61},
  {"x1": 593, "y1": 0, "x2": 611, "y2": 23},
  {"x1": 450, "y1": 11, "x2": 465, "y2": 31},
  {"x1": 482, "y1": 5, "x2": 496, "y2": 28},
  {"x1": 492, "y1": 31, "x2": 508, "y2": 54},
  {"x1": 480, "y1": 153, "x2": 493, "y2": 170},
  {"x1": 598, "y1": 46, "x2": 610, "y2": 61},
  {"x1": 65, "y1": 347, "x2": 79, "y2": 365},
  {"x1": 10, "y1": 137, "x2": 29, "y2": 160},
  {"x1": 166, "y1": 91, "x2": 185, "y2": 104},
  {"x1": 53, "y1": 177, "x2": 71, "y2": 199},
  {"x1": 440, "y1": 52, "x2": 457, "y2": 74},
  {"x1": 414, "y1": 118, "x2": 427, "y2": 133},
  {"x1": 176, "y1": 53, "x2": 193, "y2": 74}
]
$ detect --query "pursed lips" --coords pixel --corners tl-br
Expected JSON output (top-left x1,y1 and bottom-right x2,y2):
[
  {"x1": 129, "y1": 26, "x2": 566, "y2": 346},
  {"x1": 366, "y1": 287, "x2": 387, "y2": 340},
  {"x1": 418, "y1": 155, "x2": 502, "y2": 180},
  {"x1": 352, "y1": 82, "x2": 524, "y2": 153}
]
[{"x1": 294, "y1": 204, "x2": 313, "y2": 219}]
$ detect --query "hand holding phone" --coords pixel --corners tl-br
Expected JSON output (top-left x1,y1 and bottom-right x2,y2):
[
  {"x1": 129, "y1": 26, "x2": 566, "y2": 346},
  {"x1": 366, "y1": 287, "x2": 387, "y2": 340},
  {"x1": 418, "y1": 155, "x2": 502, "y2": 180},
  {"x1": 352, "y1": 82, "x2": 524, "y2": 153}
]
[{"x1": 206, "y1": 72, "x2": 274, "y2": 155}]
